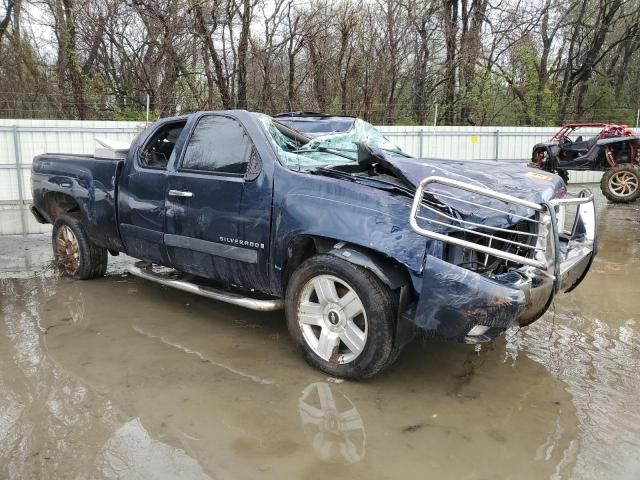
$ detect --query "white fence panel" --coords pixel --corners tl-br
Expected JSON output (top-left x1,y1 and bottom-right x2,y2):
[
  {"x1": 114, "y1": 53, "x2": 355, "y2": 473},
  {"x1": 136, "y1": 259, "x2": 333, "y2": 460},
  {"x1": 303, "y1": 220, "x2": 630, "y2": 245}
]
[
  {"x1": 0, "y1": 119, "x2": 619, "y2": 235},
  {"x1": 0, "y1": 119, "x2": 143, "y2": 205}
]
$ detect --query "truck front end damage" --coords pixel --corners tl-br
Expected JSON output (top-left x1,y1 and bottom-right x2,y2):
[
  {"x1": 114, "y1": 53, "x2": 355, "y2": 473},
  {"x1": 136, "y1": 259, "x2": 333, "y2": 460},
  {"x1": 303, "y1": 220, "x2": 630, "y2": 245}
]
[{"x1": 405, "y1": 176, "x2": 596, "y2": 343}]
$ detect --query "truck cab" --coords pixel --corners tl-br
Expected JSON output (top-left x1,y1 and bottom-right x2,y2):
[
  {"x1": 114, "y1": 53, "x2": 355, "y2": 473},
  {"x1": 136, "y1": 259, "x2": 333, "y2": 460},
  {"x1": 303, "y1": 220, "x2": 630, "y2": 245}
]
[{"x1": 117, "y1": 112, "x2": 274, "y2": 291}]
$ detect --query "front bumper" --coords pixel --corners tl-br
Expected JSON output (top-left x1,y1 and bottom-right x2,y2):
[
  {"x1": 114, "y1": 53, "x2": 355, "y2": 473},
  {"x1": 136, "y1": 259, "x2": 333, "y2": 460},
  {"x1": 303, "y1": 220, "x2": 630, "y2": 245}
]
[{"x1": 405, "y1": 177, "x2": 596, "y2": 343}]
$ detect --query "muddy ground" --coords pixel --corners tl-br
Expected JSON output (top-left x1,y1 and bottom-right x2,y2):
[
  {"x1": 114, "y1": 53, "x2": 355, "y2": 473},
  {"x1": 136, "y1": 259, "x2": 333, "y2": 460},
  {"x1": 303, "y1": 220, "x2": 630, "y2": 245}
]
[{"x1": 1, "y1": 189, "x2": 639, "y2": 480}]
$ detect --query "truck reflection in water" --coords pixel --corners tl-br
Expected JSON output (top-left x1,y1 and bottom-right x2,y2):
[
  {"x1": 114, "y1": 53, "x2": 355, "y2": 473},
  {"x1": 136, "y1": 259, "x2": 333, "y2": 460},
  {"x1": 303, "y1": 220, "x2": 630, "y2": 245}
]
[{"x1": 298, "y1": 382, "x2": 365, "y2": 463}]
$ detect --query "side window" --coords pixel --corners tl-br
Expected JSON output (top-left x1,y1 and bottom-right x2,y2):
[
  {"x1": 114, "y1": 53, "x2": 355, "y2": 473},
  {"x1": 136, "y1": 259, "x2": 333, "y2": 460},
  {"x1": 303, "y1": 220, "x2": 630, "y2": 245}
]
[
  {"x1": 181, "y1": 116, "x2": 253, "y2": 175},
  {"x1": 139, "y1": 123, "x2": 185, "y2": 169}
]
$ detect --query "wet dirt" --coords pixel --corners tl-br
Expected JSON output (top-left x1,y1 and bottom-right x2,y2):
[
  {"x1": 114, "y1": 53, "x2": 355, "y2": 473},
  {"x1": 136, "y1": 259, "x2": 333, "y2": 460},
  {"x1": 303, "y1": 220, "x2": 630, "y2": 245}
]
[{"x1": 1, "y1": 188, "x2": 639, "y2": 480}]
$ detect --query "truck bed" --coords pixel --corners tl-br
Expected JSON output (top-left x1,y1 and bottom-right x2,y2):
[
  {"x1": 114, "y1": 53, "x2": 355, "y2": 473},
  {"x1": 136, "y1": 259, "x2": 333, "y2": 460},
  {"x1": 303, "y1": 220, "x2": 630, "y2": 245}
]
[{"x1": 31, "y1": 153, "x2": 126, "y2": 252}]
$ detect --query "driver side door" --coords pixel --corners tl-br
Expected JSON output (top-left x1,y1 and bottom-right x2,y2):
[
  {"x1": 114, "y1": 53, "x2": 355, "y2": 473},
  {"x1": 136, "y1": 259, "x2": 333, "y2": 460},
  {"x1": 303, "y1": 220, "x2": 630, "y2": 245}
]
[{"x1": 164, "y1": 113, "x2": 272, "y2": 289}]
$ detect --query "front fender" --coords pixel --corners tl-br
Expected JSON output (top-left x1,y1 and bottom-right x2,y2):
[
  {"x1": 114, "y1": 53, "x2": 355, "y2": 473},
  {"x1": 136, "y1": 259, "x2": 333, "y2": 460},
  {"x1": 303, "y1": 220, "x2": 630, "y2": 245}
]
[
  {"x1": 273, "y1": 190, "x2": 427, "y2": 276},
  {"x1": 320, "y1": 242, "x2": 410, "y2": 290}
]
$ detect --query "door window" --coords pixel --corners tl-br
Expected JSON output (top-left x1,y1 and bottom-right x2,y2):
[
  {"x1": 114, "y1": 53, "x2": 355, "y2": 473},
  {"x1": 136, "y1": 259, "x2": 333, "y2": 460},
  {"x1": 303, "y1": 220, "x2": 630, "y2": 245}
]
[
  {"x1": 139, "y1": 122, "x2": 185, "y2": 169},
  {"x1": 181, "y1": 116, "x2": 253, "y2": 175}
]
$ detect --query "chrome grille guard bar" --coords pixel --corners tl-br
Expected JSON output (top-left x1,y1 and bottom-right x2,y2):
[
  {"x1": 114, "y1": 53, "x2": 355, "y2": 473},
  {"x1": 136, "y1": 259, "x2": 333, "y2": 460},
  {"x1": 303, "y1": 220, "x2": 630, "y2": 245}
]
[{"x1": 409, "y1": 176, "x2": 594, "y2": 272}]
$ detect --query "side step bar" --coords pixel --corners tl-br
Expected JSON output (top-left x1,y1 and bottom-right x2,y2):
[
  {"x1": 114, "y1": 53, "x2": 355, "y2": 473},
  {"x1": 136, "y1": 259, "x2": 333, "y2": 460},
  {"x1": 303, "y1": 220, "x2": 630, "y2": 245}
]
[{"x1": 127, "y1": 262, "x2": 284, "y2": 312}]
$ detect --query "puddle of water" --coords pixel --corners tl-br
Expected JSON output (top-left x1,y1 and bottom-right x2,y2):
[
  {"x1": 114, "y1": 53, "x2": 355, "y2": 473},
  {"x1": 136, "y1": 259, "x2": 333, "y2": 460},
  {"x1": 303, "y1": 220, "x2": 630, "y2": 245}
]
[{"x1": 0, "y1": 188, "x2": 639, "y2": 479}]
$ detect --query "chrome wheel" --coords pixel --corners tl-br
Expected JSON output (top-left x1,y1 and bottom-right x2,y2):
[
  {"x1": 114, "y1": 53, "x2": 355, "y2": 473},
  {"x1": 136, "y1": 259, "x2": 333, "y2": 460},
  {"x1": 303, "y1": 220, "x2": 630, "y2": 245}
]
[
  {"x1": 608, "y1": 170, "x2": 639, "y2": 198},
  {"x1": 55, "y1": 225, "x2": 80, "y2": 275},
  {"x1": 297, "y1": 274, "x2": 368, "y2": 364},
  {"x1": 298, "y1": 382, "x2": 366, "y2": 462}
]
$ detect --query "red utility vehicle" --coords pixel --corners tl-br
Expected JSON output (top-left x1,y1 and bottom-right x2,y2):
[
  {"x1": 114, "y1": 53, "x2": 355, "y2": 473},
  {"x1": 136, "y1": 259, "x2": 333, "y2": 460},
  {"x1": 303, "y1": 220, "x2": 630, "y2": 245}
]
[{"x1": 530, "y1": 123, "x2": 640, "y2": 203}]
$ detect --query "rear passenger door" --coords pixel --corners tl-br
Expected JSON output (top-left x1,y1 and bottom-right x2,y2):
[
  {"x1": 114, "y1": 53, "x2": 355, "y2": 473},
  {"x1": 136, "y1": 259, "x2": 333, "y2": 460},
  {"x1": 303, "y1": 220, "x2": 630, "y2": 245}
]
[
  {"x1": 118, "y1": 120, "x2": 185, "y2": 265},
  {"x1": 165, "y1": 114, "x2": 272, "y2": 290}
]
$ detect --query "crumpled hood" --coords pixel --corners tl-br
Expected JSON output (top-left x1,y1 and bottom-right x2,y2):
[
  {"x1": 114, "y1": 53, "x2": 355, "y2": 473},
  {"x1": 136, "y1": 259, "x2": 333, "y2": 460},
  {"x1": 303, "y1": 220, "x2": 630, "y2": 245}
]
[{"x1": 384, "y1": 156, "x2": 566, "y2": 228}]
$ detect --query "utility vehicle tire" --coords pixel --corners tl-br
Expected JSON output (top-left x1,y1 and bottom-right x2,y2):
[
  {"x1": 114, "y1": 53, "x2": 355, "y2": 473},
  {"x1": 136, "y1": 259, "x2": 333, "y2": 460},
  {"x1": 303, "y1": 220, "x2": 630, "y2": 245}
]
[
  {"x1": 285, "y1": 254, "x2": 397, "y2": 379},
  {"x1": 600, "y1": 164, "x2": 640, "y2": 203},
  {"x1": 52, "y1": 213, "x2": 108, "y2": 279}
]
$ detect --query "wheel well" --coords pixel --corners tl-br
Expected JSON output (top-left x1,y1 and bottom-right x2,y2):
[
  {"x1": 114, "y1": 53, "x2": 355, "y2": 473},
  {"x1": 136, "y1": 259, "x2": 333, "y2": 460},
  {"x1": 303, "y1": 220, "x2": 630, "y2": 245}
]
[
  {"x1": 532, "y1": 146, "x2": 545, "y2": 158},
  {"x1": 283, "y1": 235, "x2": 416, "y2": 351},
  {"x1": 283, "y1": 235, "x2": 410, "y2": 292},
  {"x1": 43, "y1": 192, "x2": 81, "y2": 222}
]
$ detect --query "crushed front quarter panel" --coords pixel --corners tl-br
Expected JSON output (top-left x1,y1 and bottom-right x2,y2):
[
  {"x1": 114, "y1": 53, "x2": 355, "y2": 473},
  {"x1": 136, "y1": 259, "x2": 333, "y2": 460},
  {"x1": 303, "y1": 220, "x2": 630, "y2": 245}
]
[{"x1": 411, "y1": 255, "x2": 526, "y2": 340}]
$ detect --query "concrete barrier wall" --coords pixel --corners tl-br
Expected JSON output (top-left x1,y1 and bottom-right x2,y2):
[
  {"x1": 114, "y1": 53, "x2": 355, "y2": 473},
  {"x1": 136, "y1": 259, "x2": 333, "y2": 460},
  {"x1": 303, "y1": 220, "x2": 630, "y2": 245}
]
[{"x1": 0, "y1": 119, "x2": 607, "y2": 235}]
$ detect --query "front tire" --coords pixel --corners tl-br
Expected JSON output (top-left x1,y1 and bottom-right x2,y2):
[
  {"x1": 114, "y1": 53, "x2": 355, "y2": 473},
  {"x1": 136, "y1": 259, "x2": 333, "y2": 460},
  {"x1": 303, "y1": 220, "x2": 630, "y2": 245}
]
[
  {"x1": 285, "y1": 255, "x2": 397, "y2": 380},
  {"x1": 52, "y1": 214, "x2": 108, "y2": 279},
  {"x1": 600, "y1": 164, "x2": 640, "y2": 203}
]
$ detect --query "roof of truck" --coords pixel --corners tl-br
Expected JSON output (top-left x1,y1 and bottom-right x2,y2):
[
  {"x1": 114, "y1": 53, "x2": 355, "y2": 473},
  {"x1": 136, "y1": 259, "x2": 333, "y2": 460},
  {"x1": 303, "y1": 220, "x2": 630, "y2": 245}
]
[{"x1": 273, "y1": 112, "x2": 356, "y2": 137}]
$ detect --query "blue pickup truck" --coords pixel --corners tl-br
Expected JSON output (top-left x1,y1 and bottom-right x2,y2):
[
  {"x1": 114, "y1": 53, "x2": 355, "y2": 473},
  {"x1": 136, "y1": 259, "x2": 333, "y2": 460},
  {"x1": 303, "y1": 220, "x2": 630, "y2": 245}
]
[{"x1": 31, "y1": 111, "x2": 597, "y2": 379}]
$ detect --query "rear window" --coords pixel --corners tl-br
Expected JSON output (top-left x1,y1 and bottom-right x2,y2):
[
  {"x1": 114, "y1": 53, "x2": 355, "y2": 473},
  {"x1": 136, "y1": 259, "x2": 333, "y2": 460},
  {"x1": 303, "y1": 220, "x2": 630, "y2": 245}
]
[{"x1": 276, "y1": 117, "x2": 355, "y2": 136}]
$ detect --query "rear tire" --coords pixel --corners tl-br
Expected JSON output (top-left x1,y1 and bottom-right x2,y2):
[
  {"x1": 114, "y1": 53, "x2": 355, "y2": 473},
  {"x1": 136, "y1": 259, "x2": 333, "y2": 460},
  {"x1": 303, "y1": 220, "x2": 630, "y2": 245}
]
[
  {"x1": 600, "y1": 164, "x2": 640, "y2": 203},
  {"x1": 285, "y1": 254, "x2": 398, "y2": 380},
  {"x1": 52, "y1": 214, "x2": 108, "y2": 279}
]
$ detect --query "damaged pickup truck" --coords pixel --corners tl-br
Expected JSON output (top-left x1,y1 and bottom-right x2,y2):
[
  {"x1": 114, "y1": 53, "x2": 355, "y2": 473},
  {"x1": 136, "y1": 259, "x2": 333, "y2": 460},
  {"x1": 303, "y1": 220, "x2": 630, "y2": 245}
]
[{"x1": 30, "y1": 111, "x2": 597, "y2": 379}]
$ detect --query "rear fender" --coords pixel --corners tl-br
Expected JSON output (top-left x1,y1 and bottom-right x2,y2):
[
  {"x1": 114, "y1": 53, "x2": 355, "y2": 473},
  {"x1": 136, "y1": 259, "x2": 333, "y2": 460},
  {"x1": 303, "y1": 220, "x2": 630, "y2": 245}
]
[
  {"x1": 41, "y1": 191, "x2": 83, "y2": 223},
  {"x1": 32, "y1": 154, "x2": 125, "y2": 251},
  {"x1": 596, "y1": 136, "x2": 639, "y2": 146}
]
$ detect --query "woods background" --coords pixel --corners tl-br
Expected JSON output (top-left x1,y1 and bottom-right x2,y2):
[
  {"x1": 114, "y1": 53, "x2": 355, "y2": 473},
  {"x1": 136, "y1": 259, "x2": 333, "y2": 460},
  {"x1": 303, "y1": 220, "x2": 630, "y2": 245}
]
[{"x1": 1, "y1": 0, "x2": 639, "y2": 125}]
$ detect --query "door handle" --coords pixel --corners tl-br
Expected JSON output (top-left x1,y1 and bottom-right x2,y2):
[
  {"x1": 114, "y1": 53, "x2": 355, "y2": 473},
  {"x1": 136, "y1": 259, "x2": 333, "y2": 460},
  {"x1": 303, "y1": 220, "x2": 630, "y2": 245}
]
[{"x1": 168, "y1": 189, "x2": 194, "y2": 198}]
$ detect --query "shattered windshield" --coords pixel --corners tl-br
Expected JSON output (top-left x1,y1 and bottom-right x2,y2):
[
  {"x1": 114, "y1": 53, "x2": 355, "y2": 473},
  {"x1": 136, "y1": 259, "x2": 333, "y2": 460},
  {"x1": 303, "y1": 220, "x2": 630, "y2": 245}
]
[{"x1": 258, "y1": 114, "x2": 408, "y2": 170}]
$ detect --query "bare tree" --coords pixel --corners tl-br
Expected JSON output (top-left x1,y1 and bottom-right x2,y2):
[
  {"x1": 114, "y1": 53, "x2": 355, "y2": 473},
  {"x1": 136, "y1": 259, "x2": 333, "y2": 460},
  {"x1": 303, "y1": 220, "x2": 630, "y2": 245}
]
[
  {"x1": 2, "y1": 0, "x2": 640, "y2": 125},
  {"x1": 441, "y1": 0, "x2": 458, "y2": 124},
  {"x1": 46, "y1": 0, "x2": 92, "y2": 118},
  {"x1": 0, "y1": 0, "x2": 15, "y2": 45},
  {"x1": 190, "y1": 0, "x2": 232, "y2": 109},
  {"x1": 284, "y1": 1, "x2": 305, "y2": 111}
]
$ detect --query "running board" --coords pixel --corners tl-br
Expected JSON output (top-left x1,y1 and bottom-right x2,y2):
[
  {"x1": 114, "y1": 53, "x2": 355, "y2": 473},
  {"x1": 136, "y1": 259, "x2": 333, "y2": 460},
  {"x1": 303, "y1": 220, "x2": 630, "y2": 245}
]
[{"x1": 127, "y1": 262, "x2": 284, "y2": 312}]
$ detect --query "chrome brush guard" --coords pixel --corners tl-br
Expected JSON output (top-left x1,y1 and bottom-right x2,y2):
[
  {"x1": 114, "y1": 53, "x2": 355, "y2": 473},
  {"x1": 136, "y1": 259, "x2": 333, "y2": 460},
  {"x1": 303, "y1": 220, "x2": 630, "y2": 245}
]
[{"x1": 409, "y1": 176, "x2": 596, "y2": 280}]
